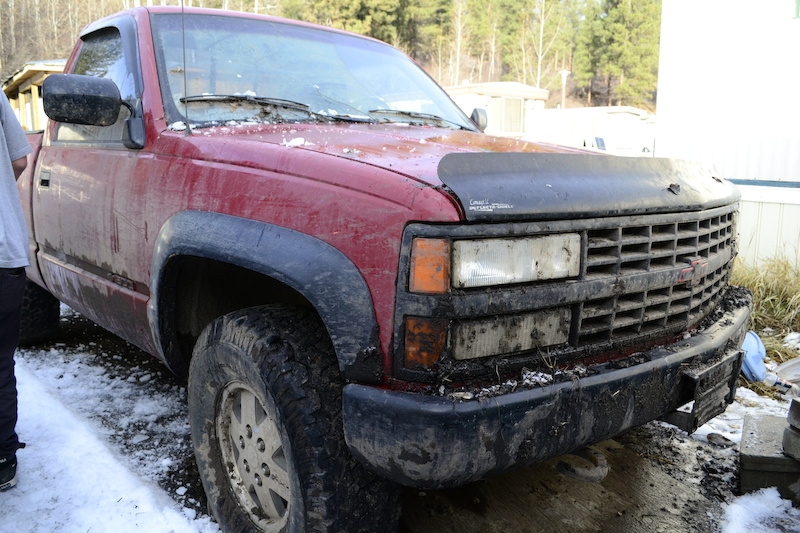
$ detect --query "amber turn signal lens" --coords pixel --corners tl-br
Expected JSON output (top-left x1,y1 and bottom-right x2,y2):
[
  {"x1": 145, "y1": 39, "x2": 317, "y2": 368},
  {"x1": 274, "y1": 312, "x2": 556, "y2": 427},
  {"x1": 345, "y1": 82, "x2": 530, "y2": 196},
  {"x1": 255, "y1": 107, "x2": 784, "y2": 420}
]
[
  {"x1": 409, "y1": 238, "x2": 450, "y2": 294},
  {"x1": 404, "y1": 317, "x2": 448, "y2": 368}
]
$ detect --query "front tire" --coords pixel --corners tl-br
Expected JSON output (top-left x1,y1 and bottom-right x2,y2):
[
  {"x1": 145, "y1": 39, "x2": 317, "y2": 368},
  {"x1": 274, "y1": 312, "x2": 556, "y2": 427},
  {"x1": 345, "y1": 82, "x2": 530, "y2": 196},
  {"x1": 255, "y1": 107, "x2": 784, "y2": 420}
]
[{"x1": 188, "y1": 305, "x2": 400, "y2": 533}]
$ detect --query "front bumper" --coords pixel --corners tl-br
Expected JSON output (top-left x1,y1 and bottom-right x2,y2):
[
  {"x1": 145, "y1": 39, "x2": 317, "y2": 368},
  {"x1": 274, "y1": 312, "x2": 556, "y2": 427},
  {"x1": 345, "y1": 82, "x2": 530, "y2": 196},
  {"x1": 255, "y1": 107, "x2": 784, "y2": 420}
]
[{"x1": 342, "y1": 302, "x2": 749, "y2": 488}]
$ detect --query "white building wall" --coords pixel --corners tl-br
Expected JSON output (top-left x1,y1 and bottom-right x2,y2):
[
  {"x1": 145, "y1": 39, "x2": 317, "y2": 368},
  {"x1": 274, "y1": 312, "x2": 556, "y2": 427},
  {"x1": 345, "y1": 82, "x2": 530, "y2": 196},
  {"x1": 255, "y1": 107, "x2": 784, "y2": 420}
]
[
  {"x1": 656, "y1": 0, "x2": 800, "y2": 264},
  {"x1": 738, "y1": 190, "x2": 800, "y2": 263}
]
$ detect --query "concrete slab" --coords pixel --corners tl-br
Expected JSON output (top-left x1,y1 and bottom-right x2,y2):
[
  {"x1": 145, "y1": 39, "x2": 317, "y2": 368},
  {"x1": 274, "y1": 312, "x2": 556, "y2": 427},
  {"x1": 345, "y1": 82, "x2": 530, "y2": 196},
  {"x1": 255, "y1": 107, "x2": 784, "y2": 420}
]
[
  {"x1": 788, "y1": 398, "x2": 800, "y2": 430},
  {"x1": 740, "y1": 414, "x2": 800, "y2": 499},
  {"x1": 783, "y1": 425, "x2": 800, "y2": 463}
]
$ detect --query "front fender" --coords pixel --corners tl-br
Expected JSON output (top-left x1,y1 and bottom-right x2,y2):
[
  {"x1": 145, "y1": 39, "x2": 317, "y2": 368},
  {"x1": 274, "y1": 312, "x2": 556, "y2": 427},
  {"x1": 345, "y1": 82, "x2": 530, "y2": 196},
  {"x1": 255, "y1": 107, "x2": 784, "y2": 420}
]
[{"x1": 148, "y1": 210, "x2": 382, "y2": 383}]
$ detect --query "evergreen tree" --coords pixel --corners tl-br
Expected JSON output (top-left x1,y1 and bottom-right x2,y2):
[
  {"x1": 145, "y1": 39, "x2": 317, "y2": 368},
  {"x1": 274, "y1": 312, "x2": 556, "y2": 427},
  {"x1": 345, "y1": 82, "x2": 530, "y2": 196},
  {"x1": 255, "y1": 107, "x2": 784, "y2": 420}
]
[
  {"x1": 404, "y1": 0, "x2": 451, "y2": 77},
  {"x1": 573, "y1": 0, "x2": 660, "y2": 107},
  {"x1": 603, "y1": 0, "x2": 660, "y2": 106},
  {"x1": 305, "y1": 0, "x2": 408, "y2": 45},
  {"x1": 573, "y1": 0, "x2": 605, "y2": 104}
]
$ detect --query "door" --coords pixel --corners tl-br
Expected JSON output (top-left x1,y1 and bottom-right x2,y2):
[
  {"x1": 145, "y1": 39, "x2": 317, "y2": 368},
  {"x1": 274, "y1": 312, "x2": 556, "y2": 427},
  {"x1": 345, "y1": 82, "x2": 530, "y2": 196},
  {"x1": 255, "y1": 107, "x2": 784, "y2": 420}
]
[{"x1": 34, "y1": 19, "x2": 157, "y2": 354}]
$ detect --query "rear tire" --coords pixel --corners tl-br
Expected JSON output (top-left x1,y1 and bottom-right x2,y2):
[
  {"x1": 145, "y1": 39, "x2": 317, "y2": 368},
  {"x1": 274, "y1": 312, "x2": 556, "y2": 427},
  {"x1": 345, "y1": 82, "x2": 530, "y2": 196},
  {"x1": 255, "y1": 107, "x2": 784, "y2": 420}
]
[
  {"x1": 188, "y1": 305, "x2": 401, "y2": 533},
  {"x1": 19, "y1": 281, "x2": 60, "y2": 346}
]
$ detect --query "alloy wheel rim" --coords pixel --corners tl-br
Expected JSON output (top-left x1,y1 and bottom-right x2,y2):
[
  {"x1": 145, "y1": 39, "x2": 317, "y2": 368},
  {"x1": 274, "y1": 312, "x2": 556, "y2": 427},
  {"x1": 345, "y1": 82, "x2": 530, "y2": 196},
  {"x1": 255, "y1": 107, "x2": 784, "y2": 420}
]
[{"x1": 217, "y1": 382, "x2": 291, "y2": 531}]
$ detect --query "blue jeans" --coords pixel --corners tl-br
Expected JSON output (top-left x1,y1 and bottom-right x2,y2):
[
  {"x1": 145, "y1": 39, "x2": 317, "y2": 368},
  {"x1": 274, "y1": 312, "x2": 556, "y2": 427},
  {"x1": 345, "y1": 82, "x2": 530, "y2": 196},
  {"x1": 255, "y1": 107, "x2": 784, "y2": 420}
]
[{"x1": 0, "y1": 268, "x2": 25, "y2": 459}]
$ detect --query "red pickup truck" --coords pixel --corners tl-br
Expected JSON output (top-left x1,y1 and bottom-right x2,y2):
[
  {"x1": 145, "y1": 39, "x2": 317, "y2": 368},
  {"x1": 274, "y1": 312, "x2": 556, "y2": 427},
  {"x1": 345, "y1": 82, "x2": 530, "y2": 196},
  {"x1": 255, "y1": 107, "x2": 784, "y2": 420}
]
[{"x1": 17, "y1": 6, "x2": 750, "y2": 532}]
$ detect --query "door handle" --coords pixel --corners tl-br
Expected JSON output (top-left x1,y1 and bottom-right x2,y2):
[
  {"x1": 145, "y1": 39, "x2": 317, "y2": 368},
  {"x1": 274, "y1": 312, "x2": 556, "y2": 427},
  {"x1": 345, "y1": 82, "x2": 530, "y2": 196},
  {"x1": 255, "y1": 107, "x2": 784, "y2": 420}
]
[{"x1": 39, "y1": 170, "x2": 50, "y2": 187}]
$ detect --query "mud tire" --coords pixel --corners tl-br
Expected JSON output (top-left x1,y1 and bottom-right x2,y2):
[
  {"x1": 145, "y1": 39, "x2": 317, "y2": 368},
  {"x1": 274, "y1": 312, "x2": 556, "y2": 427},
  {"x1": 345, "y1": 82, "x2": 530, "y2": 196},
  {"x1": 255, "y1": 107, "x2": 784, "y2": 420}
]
[
  {"x1": 188, "y1": 305, "x2": 401, "y2": 533},
  {"x1": 19, "y1": 281, "x2": 60, "y2": 346}
]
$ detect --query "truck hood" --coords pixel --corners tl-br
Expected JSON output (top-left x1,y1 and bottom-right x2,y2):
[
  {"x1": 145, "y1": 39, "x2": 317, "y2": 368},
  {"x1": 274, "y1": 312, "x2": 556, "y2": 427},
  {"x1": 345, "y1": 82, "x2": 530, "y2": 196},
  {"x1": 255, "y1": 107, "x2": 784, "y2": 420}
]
[
  {"x1": 207, "y1": 123, "x2": 741, "y2": 221},
  {"x1": 226, "y1": 123, "x2": 577, "y2": 184},
  {"x1": 436, "y1": 152, "x2": 741, "y2": 221}
]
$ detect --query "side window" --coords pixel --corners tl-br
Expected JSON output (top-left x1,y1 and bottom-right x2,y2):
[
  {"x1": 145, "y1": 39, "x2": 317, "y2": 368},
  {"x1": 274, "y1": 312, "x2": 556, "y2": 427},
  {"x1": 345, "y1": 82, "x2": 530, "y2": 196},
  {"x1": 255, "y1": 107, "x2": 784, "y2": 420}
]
[{"x1": 55, "y1": 28, "x2": 132, "y2": 143}]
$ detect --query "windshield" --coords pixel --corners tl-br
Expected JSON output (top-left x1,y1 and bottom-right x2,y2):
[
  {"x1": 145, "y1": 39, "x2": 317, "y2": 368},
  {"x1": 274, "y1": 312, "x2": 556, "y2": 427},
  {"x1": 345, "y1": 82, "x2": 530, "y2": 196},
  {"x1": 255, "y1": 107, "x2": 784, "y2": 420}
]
[{"x1": 151, "y1": 13, "x2": 475, "y2": 130}]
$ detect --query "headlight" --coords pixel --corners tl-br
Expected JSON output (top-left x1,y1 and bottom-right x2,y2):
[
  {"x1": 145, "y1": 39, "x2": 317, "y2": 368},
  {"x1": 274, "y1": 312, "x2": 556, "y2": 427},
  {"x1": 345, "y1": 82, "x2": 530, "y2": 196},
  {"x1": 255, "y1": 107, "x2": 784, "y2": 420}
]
[
  {"x1": 451, "y1": 308, "x2": 571, "y2": 360},
  {"x1": 452, "y1": 234, "x2": 581, "y2": 289}
]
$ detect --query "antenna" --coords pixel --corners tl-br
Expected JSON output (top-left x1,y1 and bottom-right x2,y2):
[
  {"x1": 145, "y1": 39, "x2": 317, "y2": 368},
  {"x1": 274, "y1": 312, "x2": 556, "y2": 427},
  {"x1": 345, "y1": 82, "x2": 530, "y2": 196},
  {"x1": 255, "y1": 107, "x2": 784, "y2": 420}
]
[{"x1": 181, "y1": 0, "x2": 192, "y2": 135}]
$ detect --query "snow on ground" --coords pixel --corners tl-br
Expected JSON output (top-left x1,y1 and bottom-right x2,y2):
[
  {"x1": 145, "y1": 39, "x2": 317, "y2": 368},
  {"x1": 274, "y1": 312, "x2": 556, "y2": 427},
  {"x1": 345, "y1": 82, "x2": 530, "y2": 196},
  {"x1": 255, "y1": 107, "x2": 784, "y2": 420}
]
[
  {"x1": 0, "y1": 363, "x2": 219, "y2": 533},
  {"x1": 2, "y1": 310, "x2": 800, "y2": 532},
  {"x1": 786, "y1": 332, "x2": 800, "y2": 351},
  {"x1": 723, "y1": 487, "x2": 800, "y2": 533},
  {"x1": 695, "y1": 385, "x2": 800, "y2": 532}
]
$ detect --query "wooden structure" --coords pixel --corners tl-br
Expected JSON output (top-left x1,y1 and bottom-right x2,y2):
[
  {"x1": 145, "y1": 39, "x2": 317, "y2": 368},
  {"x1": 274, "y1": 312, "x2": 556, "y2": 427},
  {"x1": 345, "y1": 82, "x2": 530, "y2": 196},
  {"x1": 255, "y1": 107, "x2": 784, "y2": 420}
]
[{"x1": 3, "y1": 60, "x2": 65, "y2": 131}]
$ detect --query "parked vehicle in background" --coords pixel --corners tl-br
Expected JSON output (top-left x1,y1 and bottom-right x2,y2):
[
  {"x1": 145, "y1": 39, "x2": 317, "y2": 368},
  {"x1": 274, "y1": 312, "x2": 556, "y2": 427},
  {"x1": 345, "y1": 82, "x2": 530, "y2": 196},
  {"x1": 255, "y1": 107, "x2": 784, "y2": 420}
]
[{"x1": 16, "y1": 6, "x2": 750, "y2": 532}]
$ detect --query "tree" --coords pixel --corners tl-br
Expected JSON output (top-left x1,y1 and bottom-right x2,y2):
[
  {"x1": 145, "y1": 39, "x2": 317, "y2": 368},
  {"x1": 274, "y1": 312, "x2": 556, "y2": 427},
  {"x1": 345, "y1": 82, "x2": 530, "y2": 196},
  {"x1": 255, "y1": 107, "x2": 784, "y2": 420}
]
[
  {"x1": 467, "y1": 0, "x2": 503, "y2": 82},
  {"x1": 1, "y1": 0, "x2": 659, "y2": 110},
  {"x1": 305, "y1": 0, "x2": 408, "y2": 45},
  {"x1": 404, "y1": 0, "x2": 451, "y2": 76},
  {"x1": 603, "y1": 0, "x2": 660, "y2": 106},
  {"x1": 450, "y1": 0, "x2": 470, "y2": 85},
  {"x1": 498, "y1": 0, "x2": 575, "y2": 90},
  {"x1": 573, "y1": 0, "x2": 604, "y2": 104},
  {"x1": 573, "y1": 0, "x2": 660, "y2": 108}
]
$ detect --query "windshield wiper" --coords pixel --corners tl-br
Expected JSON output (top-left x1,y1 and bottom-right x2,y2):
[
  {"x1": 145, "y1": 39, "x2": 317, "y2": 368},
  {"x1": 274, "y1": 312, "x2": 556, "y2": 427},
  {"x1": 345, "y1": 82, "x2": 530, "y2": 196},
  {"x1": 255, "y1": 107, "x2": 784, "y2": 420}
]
[
  {"x1": 367, "y1": 109, "x2": 468, "y2": 130},
  {"x1": 180, "y1": 94, "x2": 377, "y2": 124},
  {"x1": 324, "y1": 113, "x2": 378, "y2": 123},
  {"x1": 181, "y1": 94, "x2": 311, "y2": 110}
]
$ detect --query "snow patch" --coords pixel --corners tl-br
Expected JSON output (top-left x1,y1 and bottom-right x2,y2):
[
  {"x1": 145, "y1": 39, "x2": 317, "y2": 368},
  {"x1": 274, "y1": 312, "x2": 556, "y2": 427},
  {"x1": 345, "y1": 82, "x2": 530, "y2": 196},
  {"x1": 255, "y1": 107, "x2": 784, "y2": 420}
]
[
  {"x1": 281, "y1": 137, "x2": 311, "y2": 147},
  {"x1": 1, "y1": 363, "x2": 219, "y2": 533},
  {"x1": 722, "y1": 487, "x2": 800, "y2": 533},
  {"x1": 786, "y1": 332, "x2": 800, "y2": 350}
]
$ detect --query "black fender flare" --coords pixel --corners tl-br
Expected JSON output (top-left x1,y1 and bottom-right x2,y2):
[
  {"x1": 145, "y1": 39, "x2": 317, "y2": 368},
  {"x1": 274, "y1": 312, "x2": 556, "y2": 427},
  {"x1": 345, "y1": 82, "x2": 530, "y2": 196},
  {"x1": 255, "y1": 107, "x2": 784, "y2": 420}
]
[{"x1": 147, "y1": 210, "x2": 382, "y2": 383}]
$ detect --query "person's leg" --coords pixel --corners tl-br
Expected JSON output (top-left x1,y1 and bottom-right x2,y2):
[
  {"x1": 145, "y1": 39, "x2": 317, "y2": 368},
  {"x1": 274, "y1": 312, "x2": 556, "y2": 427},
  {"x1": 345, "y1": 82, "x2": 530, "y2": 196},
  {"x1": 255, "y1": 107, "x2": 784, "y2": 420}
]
[{"x1": 0, "y1": 268, "x2": 26, "y2": 463}]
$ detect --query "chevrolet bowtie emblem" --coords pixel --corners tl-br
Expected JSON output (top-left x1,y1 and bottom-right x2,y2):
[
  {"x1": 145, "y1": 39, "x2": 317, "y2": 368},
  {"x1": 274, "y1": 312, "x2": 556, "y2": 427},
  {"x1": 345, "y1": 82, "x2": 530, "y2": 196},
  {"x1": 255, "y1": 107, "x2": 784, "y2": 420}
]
[{"x1": 677, "y1": 258, "x2": 709, "y2": 286}]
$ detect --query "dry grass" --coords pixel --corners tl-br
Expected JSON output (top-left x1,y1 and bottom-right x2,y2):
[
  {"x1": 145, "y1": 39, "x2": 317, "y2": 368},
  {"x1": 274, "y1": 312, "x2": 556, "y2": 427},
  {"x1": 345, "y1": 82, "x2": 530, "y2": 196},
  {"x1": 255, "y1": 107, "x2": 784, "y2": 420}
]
[
  {"x1": 759, "y1": 334, "x2": 799, "y2": 365},
  {"x1": 731, "y1": 257, "x2": 800, "y2": 333},
  {"x1": 731, "y1": 257, "x2": 800, "y2": 394},
  {"x1": 737, "y1": 376, "x2": 786, "y2": 400}
]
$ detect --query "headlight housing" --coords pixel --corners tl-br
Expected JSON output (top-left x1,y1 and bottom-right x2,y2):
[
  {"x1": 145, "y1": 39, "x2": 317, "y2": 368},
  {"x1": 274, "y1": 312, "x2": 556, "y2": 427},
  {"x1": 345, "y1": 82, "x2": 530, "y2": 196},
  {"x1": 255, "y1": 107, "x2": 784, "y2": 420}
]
[
  {"x1": 452, "y1": 234, "x2": 581, "y2": 288},
  {"x1": 410, "y1": 234, "x2": 581, "y2": 293}
]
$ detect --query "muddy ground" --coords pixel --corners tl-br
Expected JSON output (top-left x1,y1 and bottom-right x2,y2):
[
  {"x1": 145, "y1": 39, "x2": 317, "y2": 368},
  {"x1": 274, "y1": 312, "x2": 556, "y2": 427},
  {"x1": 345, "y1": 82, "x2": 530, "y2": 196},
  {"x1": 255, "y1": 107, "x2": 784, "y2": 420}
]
[
  {"x1": 401, "y1": 424, "x2": 736, "y2": 533},
  {"x1": 16, "y1": 310, "x2": 773, "y2": 533}
]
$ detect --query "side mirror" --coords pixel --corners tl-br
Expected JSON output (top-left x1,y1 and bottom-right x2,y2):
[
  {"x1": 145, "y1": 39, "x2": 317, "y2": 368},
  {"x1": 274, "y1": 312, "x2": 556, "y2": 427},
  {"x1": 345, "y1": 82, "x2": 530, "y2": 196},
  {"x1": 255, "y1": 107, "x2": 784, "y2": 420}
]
[
  {"x1": 43, "y1": 74, "x2": 122, "y2": 126},
  {"x1": 470, "y1": 108, "x2": 488, "y2": 132}
]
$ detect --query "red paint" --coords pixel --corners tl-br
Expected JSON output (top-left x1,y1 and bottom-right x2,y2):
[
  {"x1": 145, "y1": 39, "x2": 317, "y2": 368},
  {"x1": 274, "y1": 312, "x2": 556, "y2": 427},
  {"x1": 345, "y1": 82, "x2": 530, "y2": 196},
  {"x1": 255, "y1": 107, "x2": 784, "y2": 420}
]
[{"x1": 21, "y1": 7, "x2": 580, "y2": 376}]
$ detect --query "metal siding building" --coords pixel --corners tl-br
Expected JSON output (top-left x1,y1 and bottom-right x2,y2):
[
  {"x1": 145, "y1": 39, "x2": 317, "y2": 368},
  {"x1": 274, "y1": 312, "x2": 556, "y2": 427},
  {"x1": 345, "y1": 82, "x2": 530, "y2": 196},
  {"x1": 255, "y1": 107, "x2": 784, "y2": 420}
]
[{"x1": 656, "y1": 0, "x2": 800, "y2": 265}]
